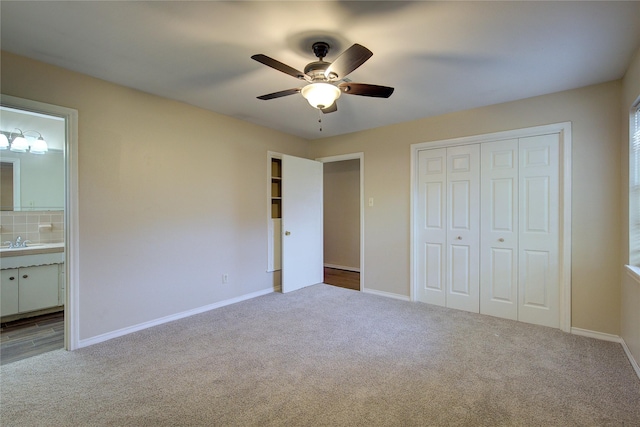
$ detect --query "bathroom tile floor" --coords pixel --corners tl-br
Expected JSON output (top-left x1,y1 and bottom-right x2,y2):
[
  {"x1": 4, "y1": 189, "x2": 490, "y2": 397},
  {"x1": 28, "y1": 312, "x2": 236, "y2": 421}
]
[{"x1": 0, "y1": 311, "x2": 64, "y2": 365}]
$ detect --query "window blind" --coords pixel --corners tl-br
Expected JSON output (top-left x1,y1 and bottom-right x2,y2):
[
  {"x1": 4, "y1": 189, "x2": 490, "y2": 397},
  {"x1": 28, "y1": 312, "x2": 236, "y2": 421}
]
[{"x1": 631, "y1": 104, "x2": 640, "y2": 266}]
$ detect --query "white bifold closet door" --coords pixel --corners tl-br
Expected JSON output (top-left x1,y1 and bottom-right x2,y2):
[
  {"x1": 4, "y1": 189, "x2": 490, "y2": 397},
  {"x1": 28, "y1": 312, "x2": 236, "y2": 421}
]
[
  {"x1": 445, "y1": 145, "x2": 480, "y2": 312},
  {"x1": 417, "y1": 134, "x2": 560, "y2": 328},
  {"x1": 480, "y1": 139, "x2": 519, "y2": 320},
  {"x1": 416, "y1": 144, "x2": 480, "y2": 312},
  {"x1": 517, "y1": 134, "x2": 560, "y2": 328}
]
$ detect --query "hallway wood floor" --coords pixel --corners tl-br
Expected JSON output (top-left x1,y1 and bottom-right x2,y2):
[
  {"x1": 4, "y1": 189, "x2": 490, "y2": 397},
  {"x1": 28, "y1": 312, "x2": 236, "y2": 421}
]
[
  {"x1": 0, "y1": 311, "x2": 64, "y2": 365},
  {"x1": 324, "y1": 267, "x2": 360, "y2": 291}
]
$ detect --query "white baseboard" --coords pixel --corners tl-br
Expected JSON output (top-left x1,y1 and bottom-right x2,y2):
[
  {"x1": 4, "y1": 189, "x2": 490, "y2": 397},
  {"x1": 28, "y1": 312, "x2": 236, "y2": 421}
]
[
  {"x1": 78, "y1": 288, "x2": 274, "y2": 348},
  {"x1": 570, "y1": 327, "x2": 622, "y2": 343},
  {"x1": 621, "y1": 339, "x2": 640, "y2": 379},
  {"x1": 362, "y1": 288, "x2": 410, "y2": 301},
  {"x1": 324, "y1": 263, "x2": 360, "y2": 273},
  {"x1": 571, "y1": 327, "x2": 640, "y2": 380}
]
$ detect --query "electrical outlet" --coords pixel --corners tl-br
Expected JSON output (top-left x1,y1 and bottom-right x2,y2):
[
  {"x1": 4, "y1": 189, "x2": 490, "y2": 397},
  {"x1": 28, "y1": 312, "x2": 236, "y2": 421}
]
[{"x1": 222, "y1": 274, "x2": 229, "y2": 284}]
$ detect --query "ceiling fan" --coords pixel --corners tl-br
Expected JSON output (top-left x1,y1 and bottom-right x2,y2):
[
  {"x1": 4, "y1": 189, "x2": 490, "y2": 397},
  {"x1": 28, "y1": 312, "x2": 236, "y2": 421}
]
[{"x1": 251, "y1": 42, "x2": 394, "y2": 113}]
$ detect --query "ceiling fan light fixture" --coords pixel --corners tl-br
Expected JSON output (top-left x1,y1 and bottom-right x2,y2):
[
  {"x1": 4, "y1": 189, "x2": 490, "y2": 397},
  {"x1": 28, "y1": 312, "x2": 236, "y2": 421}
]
[{"x1": 301, "y1": 83, "x2": 341, "y2": 109}]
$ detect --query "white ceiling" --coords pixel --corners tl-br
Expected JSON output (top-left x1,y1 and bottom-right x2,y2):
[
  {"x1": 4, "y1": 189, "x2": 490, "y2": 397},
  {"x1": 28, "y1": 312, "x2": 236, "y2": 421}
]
[{"x1": 1, "y1": 1, "x2": 639, "y2": 140}]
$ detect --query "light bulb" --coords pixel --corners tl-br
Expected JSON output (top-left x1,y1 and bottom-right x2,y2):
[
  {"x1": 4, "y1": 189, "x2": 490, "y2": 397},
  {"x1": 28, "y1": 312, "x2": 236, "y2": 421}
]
[
  {"x1": 10, "y1": 135, "x2": 29, "y2": 152},
  {"x1": 0, "y1": 134, "x2": 8, "y2": 150},
  {"x1": 301, "y1": 83, "x2": 341, "y2": 109},
  {"x1": 30, "y1": 137, "x2": 48, "y2": 154}
]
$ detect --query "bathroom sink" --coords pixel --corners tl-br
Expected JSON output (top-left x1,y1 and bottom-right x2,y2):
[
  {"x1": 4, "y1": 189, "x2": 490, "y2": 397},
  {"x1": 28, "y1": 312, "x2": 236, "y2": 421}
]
[
  {"x1": 1, "y1": 243, "x2": 45, "y2": 250},
  {"x1": 0, "y1": 242, "x2": 64, "y2": 257}
]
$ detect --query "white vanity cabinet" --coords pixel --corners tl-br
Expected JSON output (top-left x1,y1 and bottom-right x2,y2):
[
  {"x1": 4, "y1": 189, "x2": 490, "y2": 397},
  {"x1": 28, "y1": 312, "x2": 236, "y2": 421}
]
[
  {"x1": 18, "y1": 264, "x2": 60, "y2": 313},
  {"x1": 1, "y1": 264, "x2": 60, "y2": 315},
  {"x1": 0, "y1": 245, "x2": 65, "y2": 318},
  {"x1": 1, "y1": 269, "x2": 20, "y2": 316}
]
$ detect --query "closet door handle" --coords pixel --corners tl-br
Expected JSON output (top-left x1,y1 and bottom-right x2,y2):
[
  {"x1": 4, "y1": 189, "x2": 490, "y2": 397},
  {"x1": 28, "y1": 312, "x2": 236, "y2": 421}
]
[
  {"x1": 285, "y1": 231, "x2": 291, "y2": 236},
  {"x1": 498, "y1": 238, "x2": 504, "y2": 242},
  {"x1": 9, "y1": 276, "x2": 15, "y2": 281},
  {"x1": 456, "y1": 236, "x2": 462, "y2": 240},
  {"x1": 22, "y1": 274, "x2": 28, "y2": 279}
]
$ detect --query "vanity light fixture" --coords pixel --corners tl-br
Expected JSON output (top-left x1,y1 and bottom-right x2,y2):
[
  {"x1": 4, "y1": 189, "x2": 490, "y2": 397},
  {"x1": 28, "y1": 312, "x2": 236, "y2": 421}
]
[{"x1": 0, "y1": 129, "x2": 48, "y2": 154}]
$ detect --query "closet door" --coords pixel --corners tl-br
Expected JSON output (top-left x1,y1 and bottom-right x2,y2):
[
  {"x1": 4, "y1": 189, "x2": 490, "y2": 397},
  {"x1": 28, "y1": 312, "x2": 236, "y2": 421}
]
[
  {"x1": 416, "y1": 148, "x2": 447, "y2": 306},
  {"x1": 480, "y1": 139, "x2": 519, "y2": 320},
  {"x1": 518, "y1": 134, "x2": 560, "y2": 328},
  {"x1": 445, "y1": 144, "x2": 480, "y2": 313}
]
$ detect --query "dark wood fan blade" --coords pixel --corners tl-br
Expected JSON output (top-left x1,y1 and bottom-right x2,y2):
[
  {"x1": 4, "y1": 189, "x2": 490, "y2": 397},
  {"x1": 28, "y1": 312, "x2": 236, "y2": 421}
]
[
  {"x1": 321, "y1": 102, "x2": 337, "y2": 114},
  {"x1": 251, "y1": 54, "x2": 307, "y2": 80},
  {"x1": 257, "y1": 88, "x2": 301, "y2": 100},
  {"x1": 338, "y1": 82, "x2": 394, "y2": 98},
  {"x1": 324, "y1": 44, "x2": 373, "y2": 80}
]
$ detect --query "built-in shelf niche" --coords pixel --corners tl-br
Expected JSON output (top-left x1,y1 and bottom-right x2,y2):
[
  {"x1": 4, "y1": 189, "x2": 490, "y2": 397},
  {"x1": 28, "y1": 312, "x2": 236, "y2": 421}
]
[
  {"x1": 268, "y1": 154, "x2": 282, "y2": 273},
  {"x1": 271, "y1": 158, "x2": 282, "y2": 219}
]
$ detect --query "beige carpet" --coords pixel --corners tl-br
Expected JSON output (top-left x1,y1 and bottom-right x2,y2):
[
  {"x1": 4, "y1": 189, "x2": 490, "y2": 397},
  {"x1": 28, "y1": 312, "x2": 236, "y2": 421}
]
[{"x1": 1, "y1": 284, "x2": 639, "y2": 426}]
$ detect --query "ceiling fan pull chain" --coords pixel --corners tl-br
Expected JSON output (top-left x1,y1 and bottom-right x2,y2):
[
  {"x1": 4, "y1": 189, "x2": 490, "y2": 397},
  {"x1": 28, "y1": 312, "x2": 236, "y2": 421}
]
[{"x1": 318, "y1": 109, "x2": 322, "y2": 132}]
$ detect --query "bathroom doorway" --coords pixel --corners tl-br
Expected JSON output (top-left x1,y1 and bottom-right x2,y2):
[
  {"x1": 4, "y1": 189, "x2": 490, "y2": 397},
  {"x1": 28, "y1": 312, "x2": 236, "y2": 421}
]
[{"x1": 0, "y1": 95, "x2": 78, "y2": 362}]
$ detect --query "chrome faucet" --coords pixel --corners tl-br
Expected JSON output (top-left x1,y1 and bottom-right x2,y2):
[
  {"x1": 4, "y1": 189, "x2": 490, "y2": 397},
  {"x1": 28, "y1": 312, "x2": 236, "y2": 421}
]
[{"x1": 3, "y1": 236, "x2": 30, "y2": 249}]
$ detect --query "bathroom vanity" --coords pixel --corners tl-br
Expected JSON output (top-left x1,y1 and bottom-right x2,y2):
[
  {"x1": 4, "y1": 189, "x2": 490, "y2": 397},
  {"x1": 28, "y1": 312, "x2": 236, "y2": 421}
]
[{"x1": 0, "y1": 243, "x2": 65, "y2": 318}]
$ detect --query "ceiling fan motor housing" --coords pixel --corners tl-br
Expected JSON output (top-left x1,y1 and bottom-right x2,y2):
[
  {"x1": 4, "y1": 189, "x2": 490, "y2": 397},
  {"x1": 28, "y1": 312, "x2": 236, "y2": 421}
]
[{"x1": 304, "y1": 61, "x2": 330, "y2": 81}]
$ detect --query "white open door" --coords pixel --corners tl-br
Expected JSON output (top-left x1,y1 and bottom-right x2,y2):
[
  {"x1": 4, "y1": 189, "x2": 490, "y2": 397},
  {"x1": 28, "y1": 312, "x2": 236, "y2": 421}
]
[{"x1": 281, "y1": 155, "x2": 323, "y2": 293}]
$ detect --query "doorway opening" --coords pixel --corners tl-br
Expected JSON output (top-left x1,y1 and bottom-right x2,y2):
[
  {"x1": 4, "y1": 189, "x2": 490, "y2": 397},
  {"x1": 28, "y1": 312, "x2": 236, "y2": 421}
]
[
  {"x1": 317, "y1": 153, "x2": 364, "y2": 292},
  {"x1": 0, "y1": 95, "x2": 79, "y2": 363}
]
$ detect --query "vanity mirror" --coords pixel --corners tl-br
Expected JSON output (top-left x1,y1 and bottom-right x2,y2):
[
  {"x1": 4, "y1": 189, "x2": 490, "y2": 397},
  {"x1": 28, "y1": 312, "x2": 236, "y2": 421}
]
[{"x1": 0, "y1": 107, "x2": 64, "y2": 211}]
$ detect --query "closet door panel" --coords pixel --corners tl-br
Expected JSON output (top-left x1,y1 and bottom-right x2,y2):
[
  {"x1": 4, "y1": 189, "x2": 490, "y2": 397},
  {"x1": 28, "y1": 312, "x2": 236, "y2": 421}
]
[
  {"x1": 518, "y1": 134, "x2": 560, "y2": 328},
  {"x1": 446, "y1": 144, "x2": 480, "y2": 313},
  {"x1": 480, "y1": 140, "x2": 518, "y2": 320},
  {"x1": 416, "y1": 148, "x2": 447, "y2": 305}
]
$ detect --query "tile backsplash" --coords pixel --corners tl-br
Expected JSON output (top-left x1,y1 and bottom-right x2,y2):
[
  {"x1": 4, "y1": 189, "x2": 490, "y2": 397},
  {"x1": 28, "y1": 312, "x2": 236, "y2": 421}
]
[{"x1": 0, "y1": 210, "x2": 64, "y2": 245}]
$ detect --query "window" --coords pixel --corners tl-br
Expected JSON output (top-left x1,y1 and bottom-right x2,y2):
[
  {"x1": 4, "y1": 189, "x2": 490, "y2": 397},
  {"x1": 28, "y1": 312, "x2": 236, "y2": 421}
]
[{"x1": 630, "y1": 102, "x2": 640, "y2": 267}]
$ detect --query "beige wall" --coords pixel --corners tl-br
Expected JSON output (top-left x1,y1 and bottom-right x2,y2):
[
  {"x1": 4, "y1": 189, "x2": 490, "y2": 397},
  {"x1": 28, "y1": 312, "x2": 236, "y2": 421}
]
[
  {"x1": 1, "y1": 51, "x2": 308, "y2": 340},
  {"x1": 1, "y1": 48, "x2": 633, "y2": 342},
  {"x1": 309, "y1": 81, "x2": 623, "y2": 335},
  {"x1": 621, "y1": 46, "x2": 640, "y2": 367},
  {"x1": 323, "y1": 159, "x2": 360, "y2": 270}
]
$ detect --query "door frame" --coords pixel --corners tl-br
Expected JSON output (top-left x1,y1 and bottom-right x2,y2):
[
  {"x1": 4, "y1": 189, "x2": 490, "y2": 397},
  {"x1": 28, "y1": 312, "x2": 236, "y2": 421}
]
[
  {"x1": 1, "y1": 94, "x2": 80, "y2": 349},
  {"x1": 410, "y1": 123, "x2": 572, "y2": 332},
  {"x1": 316, "y1": 153, "x2": 365, "y2": 291}
]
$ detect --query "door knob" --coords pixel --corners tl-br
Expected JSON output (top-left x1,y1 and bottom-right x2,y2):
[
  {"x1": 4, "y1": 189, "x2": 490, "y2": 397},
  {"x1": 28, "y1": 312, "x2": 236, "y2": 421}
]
[
  {"x1": 456, "y1": 236, "x2": 462, "y2": 240},
  {"x1": 285, "y1": 231, "x2": 291, "y2": 236},
  {"x1": 498, "y1": 238, "x2": 504, "y2": 242}
]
